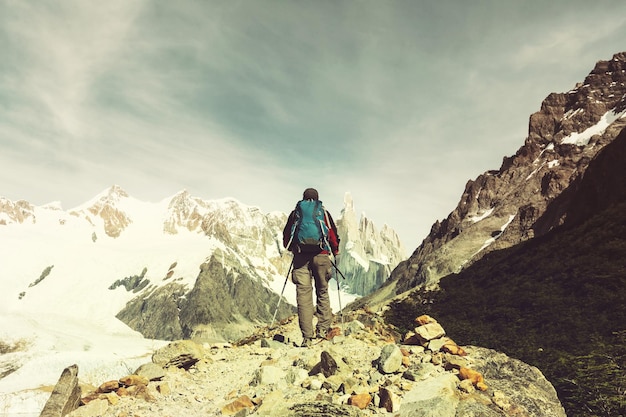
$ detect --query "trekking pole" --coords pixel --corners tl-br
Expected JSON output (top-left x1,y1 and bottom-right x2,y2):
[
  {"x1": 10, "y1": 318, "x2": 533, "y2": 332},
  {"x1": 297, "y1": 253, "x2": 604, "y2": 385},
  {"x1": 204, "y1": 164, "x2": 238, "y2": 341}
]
[
  {"x1": 270, "y1": 258, "x2": 294, "y2": 329},
  {"x1": 330, "y1": 260, "x2": 347, "y2": 281},
  {"x1": 332, "y1": 256, "x2": 344, "y2": 329}
]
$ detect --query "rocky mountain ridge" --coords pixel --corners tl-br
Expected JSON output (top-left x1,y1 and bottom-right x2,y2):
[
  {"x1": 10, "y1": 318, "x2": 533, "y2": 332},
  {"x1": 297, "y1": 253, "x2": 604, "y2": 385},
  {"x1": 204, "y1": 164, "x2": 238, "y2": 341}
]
[
  {"x1": 42, "y1": 310, "x2": 565, "y2": 417},
  {"x1": 376, "y1": 51, "x2": 626, "y2": 298},
  {"x1": 382, "y1": 127, "x2": 626, "y2": 417}
]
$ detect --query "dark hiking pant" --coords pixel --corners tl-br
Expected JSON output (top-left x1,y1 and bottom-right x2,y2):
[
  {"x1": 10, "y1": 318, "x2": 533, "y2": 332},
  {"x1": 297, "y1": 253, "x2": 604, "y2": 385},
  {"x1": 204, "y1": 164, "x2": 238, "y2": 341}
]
[{"x1": 292, "y1": 252, "x2": 333, "y2": 339}]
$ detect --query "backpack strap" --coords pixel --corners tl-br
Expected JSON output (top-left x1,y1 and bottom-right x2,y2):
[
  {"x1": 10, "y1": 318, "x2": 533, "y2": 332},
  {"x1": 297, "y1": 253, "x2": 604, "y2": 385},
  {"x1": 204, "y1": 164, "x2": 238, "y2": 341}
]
[
  {"x1": 284, "y1": 209, "x2": 298, "y2": 252},
  {"x1": 320, "y1": 207, "x2": 331, "y2": 252}
]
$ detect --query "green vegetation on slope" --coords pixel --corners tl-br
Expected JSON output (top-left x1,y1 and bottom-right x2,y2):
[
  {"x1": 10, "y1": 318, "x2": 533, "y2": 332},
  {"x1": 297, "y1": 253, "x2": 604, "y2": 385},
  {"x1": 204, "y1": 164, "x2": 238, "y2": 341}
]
[{"x1": 385, "y1": 202, "x2": 626, "y2": 417}]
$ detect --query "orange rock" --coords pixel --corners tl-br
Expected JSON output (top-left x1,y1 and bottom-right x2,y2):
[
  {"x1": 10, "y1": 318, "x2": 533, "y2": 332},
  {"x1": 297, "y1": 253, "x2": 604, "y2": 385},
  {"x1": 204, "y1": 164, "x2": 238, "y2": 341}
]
[
  {"x1": 402, "y1": 356, "x2": 411, "y2": 367},
  {"x1": 348, "y1": 393, "x2": 372, "y2": 410},
  {"x1": 400, "y1": 347, "x2": 411, "y2": 357},
  {"x1": 119, "y1": 375, "x2": 149, "y2": 387},
  {"x1": 415, "y1": 315, "x2": 436, "y2": 325},
  {"x1": 325, "y1": 327, "x2": 343, "y2": 339},
  {"x1": 126, "y1": 384, "x2": 154, "y2": 401},
  {"x1": 80, "y1": 392, "x2": 103, "y2": 405},
  {"x1": 97, "y1": 380, "x2": 120, "y2": 393},
  {"x1": 116, "y1": 387, "x2": 130, "y2": 397},
  {"x1": 458, "y1": 367, "x2": 488, "y2": 391},
  {"x1": 441, "y1": 341, "x2": 467, "y2": 356},
  {"x1": 221, "y1": 395, "x2": 255, "y2": 415}
]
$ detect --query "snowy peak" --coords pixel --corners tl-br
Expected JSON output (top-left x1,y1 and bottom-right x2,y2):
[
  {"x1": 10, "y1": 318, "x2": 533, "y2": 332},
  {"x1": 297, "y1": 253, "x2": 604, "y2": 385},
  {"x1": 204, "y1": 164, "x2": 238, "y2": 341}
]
[
  {"x1": 71, "y1": 184, "x2": 130, "y2": 210},
  {"x1": 0, "y1": 186, "x2": 133, "y2": 231},
  {"x1": 528, "y1": 51, "x2": 626, "y2": 148},
  {"x1": 68, "y1": 185, "x2": 133, "y2": 238},
  {"x1": 336, "y1": 192, "x2": 406, "y2": 295},
  {"x1": 0, "y1": 197, "x2": 35, "y2": 225},
  {"x1": 163, "y1": 190, "x2": 208, "y2": 234},
  {"x1": 339, "y1": 192, "x2": 405, "y2": 259},
  {"x1": 161, "y1": 192, "x2": 287, "y2": 258},
  {"x1": 339, "y1": 192, "x2": 359, "y2": 242}
]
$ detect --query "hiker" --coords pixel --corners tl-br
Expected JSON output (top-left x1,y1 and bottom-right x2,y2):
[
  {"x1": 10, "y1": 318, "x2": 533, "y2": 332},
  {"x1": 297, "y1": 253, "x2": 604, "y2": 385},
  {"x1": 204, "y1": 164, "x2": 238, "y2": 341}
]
[{"x1": 283, "y1": 188, "x2": 340, "y2": 347}]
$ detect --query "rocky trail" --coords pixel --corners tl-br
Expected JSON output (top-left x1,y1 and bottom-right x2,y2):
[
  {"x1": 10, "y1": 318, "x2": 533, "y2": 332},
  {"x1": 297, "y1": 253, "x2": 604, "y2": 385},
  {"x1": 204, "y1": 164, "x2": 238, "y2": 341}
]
[{"x1": 45, "y1": 309, "x2": 566, "y2": 417}]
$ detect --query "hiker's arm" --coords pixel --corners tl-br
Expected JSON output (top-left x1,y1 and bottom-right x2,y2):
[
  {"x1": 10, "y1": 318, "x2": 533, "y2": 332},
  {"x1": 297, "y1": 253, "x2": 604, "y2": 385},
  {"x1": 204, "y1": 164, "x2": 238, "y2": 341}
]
[
  {"x1": 325, "y1": 211, "x2": 340, "y2": 255},
  {"x1": 282, "y1": 211, "x2": 295, "y2": 248}
]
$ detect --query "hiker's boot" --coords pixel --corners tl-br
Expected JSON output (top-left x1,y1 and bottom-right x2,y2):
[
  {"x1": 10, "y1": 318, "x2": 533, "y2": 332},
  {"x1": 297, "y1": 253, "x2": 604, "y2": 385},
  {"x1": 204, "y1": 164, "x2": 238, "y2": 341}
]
[
  {"x1": 316, "y1": 328, "x2": 328, "y2": 340},
  {"x1": 300, "y1": 337, "x2": 315, "y2": 348}
]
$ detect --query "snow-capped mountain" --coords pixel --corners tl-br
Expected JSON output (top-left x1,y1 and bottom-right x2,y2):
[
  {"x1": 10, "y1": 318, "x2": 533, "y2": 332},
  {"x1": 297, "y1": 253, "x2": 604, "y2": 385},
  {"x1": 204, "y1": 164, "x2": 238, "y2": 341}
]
[{"x1": 0, "y1": 187, "x2": 404, "y2": 340}]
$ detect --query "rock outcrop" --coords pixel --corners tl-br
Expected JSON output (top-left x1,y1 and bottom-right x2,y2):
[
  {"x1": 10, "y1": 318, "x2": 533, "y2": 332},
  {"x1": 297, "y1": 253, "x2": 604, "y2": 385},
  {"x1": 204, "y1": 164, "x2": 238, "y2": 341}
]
[
  {"x1": 379, "y1": 51, "x2": 626, "y2": 298},
  {"x1": 535, "y1": 122, "x2": 626, "y2": 233},
  {"x1": 61, "y1": 312, "x2": 565, "y2": 417},
  {"x1": 39, "y1": 364, "x2": 81, "y2": 417}
]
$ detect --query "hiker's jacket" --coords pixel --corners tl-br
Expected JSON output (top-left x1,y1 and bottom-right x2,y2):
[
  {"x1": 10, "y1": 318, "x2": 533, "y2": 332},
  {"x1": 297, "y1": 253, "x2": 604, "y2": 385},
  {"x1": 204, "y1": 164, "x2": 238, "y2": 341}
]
[{"x1": 282, "y1": 207, "x2": 340, "y2": 255}]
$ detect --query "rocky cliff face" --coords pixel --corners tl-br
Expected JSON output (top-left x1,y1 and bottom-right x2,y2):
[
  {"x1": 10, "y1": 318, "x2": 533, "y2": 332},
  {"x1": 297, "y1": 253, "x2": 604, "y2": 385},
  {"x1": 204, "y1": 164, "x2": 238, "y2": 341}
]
[
  {"x1": 116, "y1": 250, "x2": 295, "y2": 342},
  {"x1": 335, "y1": 193, "x2": 406, "y2": 296},
  {"x1": 385, "y1": 51, "x2": 626, "y2": 296},
  {"x1": 536, "y1": 123, "x2": 626, "y2": 233}
]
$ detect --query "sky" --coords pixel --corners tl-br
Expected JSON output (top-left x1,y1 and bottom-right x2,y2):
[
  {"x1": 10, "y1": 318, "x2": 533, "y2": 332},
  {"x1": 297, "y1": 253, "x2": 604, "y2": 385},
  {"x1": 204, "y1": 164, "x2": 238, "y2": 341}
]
[{"x1": 1, "y1": 1, "x2": 626, "y2": 250}]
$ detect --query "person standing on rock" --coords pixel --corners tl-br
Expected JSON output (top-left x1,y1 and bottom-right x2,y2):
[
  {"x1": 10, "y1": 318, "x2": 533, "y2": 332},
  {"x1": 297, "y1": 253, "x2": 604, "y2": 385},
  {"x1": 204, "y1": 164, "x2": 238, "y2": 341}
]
[{"x1": 283, "y1": 188, "x2": 340, "y2": 347}]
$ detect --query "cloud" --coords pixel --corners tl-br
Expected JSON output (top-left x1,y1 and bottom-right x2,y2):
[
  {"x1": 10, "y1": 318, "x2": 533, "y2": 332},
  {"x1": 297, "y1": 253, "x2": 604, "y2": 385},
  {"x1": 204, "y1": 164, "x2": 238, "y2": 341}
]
[
  {"x1": 0, "y1": 1, "x2": 145, "y2": 138},
  {"x1": 2, "y1": 1, "x2": 626, "y2": 248}
]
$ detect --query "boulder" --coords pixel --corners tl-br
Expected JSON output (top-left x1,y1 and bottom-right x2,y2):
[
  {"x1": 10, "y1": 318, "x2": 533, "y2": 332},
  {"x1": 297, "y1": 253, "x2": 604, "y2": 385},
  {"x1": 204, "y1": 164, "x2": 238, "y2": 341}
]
[
  {"x1": 134, "y1": 362, "x2": 166, "y2": 381},
  {"x1": 379, "y1": 386, "x2": 401, "y2": 413},
  {"x1": 39, "y1": 364, "x2": 81, "y2": 417},
  {"x1": 377, "y1": 344, "x2": 403, "y2": 374},
  {"x1": 414, "y1": 323, "x2": 446, "y2": 341},
  {"x1": 152, "y1": 340, "x2": 203, "y2": 369},
  {"x1": 348, "y1": 393, "x2": 371, "y2": 409}
]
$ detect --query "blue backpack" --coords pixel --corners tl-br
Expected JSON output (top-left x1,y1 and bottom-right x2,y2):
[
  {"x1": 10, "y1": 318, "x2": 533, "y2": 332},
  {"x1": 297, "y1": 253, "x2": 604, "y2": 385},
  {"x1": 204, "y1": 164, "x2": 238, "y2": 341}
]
[{"x1": 290, "y1": 199, "x2": 330, "y2": 252}]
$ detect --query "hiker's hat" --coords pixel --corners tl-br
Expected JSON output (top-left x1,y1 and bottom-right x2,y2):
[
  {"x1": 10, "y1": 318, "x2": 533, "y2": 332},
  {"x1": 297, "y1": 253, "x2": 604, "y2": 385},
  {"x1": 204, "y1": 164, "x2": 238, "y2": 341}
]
[{"x1": 303, "y1": 188, "x2": 319, "y2": 200}]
